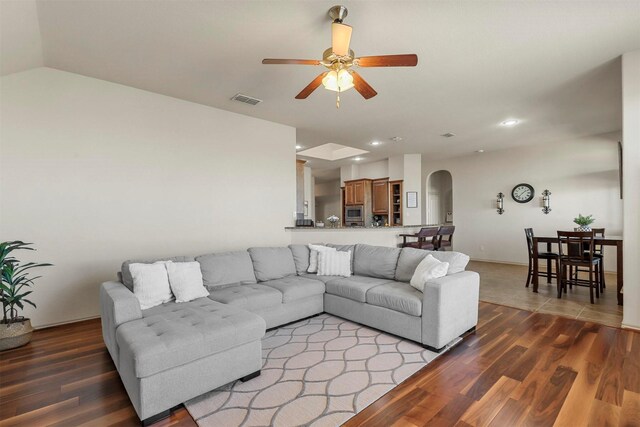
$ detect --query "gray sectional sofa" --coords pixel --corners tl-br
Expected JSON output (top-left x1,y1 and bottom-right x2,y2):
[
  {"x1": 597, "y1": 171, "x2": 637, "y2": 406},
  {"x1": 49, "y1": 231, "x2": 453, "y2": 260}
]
[{"x1": 100, "y1": 244, "x2": 479, "y2": 424}]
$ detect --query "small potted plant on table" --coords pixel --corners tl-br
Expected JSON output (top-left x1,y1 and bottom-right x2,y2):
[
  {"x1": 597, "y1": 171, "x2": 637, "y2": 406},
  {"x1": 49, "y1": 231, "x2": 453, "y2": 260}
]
[
  {"x1": 573, "y1": 214, "x2": 595, "y2": 232},
  {"x1": 1, "y1": 241, "x2": 51, "y2": 351}
]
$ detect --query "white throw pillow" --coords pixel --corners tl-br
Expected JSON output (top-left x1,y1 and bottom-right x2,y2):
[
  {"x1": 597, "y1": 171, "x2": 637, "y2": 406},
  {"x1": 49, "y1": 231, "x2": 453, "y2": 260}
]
[
  {"x1": 166, "y1": 261, "x2": 209, "y2": 303},
  {"x1": 307, "y1": 244, "x2": 336, "y2": 273},
  {"x1": 409, "y1": 254, "x2": 449, "y2": 292},
  {"x1": 317, "y1": 250, "x2": 352, "y2": 277},
  {"x1": 129, "y1": 262, "x2": 174, "y2": 310}
]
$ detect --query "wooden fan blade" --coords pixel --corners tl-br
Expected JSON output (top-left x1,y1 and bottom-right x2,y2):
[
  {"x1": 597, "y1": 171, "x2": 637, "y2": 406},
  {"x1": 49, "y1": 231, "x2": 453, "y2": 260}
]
[
  {"x1": 350, "y1": 71, "x2": 377, "y2": 99},
  {"x1": 262, "y1": 59, "x2": 320, "y2": 65},
  {"x1": 356, "y1": 54, "x2": 418, "y2": 67},
  {"x1": 295, "y1": 72, "x2": 328, "y2": 99}
]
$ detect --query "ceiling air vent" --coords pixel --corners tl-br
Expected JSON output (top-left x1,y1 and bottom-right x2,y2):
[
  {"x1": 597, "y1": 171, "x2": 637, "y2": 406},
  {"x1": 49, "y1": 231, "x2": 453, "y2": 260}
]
[
  {"x1": 440, "y1": 132, "x2": 456, "y2": 138},
  {"x1": 231, "y1": 93, "x2": 262, "y2": 106}
]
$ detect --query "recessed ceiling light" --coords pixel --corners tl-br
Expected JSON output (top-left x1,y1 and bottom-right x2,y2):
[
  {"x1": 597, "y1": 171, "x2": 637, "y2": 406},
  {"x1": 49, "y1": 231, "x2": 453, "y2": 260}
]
[
  {"x1": 295, "y1": 145, "x2": 303, "y2": 150},
  {"x1": 369, "y1": 141, "x2": 382, "y2": 146},
  {"x1": 500, "y1": 119, "x2": 519, "y2": 127},
  {"x1": 476, "y1": 149, "x2": 485, "y2": 153},
  {"x1": 353, "y1": 157, "x2": 363, "y2": 161},
  {"x1": 389, "y1": 136, "x2": 403, "y2": 142}
]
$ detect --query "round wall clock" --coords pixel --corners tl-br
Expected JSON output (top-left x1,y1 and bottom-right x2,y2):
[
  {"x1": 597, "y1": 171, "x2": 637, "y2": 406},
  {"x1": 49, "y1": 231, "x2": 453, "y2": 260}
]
[{"x1": 511, "y1": 183, "x2": 534, "y2": 203}]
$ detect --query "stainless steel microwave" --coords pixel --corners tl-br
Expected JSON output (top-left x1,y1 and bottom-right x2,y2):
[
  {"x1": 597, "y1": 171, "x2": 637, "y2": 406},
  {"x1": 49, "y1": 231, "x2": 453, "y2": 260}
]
[{"x1": 345, "y1": 205, "x2": 364, "y2": 222}]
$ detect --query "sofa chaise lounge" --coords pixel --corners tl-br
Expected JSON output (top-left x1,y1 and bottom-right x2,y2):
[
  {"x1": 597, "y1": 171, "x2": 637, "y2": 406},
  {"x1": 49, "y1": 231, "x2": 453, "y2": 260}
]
[{"x1": 100, "y1": 244, "x2": 479, "y2": 424}]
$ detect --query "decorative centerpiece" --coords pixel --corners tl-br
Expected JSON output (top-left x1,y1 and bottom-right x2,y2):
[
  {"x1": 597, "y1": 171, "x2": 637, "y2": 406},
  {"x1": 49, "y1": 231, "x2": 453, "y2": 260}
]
[
  {"x1": 327, "y1": 215, "x2": 340, "y2": 228},
  {"x1": 573, "y1": 214, "x2": 595, "y2": 232},
  {"x1": 1, "y1": 241, "x2": 51, "y2": 351}
]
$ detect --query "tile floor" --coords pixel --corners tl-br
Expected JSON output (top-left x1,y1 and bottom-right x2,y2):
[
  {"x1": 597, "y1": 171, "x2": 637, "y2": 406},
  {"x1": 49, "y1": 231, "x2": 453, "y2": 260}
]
[{"x1": 470, "y1": 260, "x2": 623, "y2": 328}]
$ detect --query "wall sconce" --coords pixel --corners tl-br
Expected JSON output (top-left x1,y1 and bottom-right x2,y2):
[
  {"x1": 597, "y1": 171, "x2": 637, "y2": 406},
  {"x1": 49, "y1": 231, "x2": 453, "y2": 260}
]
[
  {"x1": 496, "y1": 192, "x2": 504, "y2": 215},
  {"x1": 542, "y1": 189, "x2": 551, "y2": 214}
]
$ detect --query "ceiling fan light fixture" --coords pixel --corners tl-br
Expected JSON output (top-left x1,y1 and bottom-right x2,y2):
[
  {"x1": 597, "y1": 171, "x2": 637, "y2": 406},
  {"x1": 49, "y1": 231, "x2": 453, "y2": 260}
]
[
  {"x1": 331, "y1": 22, "x2": 352, "y2": 56},
  {"x1": 322, "y1": 68, "x2": 354, "y2": 92}
]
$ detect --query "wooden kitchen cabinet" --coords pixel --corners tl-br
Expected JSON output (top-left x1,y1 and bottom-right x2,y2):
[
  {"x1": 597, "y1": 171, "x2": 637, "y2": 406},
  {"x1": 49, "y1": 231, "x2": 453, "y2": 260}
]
[
  {"x1": 345, "y1": 183, "x2": 355, "y2": 205},
  {"x1": 372, "y1": 179, "x2": 389, "y2": 214},
  {"x1": 390, "y1": 180, "x2": 403, "y2": 226},
  {"x1": 353, "y1": 181, "x2": 365, "y2": 204},
  {"x1": 344, "y1": 179, "x2": 367, "y2": 206}
]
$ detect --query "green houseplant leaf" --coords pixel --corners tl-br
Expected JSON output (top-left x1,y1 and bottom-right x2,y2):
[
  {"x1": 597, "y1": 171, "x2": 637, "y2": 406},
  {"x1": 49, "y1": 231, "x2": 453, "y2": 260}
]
[
  {"x1": 573, "y1": 214, "x2": 595, "y2": 227},
  {"x1": 0, "y1": 241, "x2": 52, "y2": 325}
]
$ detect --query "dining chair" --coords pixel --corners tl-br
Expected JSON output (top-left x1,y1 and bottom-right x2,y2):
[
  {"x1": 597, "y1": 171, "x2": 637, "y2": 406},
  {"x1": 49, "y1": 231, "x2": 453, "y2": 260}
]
[
  {"x1": 570, "y1": 227, "x2": 605, "y2": 292},
  {"x1": 557, "y1": 230, "x2": 603, "y2": 304},
  {"x1": 524, "y1": 228, "x2": 559, "y2": 287},
  {"x1": 400, "y1": 227, "x2": 439, "y2": 250},
  {"x1": 435, "y1": 226, "x2": 455, "y2": 251}
]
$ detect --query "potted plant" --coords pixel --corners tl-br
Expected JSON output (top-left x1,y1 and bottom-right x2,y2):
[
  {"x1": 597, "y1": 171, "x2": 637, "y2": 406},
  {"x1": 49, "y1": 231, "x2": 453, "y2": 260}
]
[
  {"x1": 1, "y1": 241, "x2": 51, "y2": 351},
  {"x1": 327, "y1": 215, "x2": 340, "y2": 228},
  {"x1": 573, "y1": 214, "x2": 595, "y2": 232}
]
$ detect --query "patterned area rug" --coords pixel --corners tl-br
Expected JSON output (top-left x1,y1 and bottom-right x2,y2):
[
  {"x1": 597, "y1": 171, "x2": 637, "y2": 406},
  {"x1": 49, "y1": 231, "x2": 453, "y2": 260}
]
[{"x1": 185, "y1": 314, "x2": 458, "y2": 427}]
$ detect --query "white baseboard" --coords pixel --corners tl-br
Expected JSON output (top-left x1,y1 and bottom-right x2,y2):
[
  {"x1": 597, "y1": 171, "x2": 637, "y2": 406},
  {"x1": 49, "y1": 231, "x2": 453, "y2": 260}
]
[
  {"x1": 34, "y1": 315, "x2": 101, "y2": 331},
  {"x1": 469, "y1": 258, "x2": 618, "y2": 275},
  {"x1": 622, "y1": 323, "x2": 640, "y2": 332}
]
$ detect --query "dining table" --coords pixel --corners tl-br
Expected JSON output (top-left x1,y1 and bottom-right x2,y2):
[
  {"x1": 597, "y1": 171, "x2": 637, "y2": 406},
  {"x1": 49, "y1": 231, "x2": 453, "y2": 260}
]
[{"x1": 532, "y1": 235, "x2": 623, "y2": 305}]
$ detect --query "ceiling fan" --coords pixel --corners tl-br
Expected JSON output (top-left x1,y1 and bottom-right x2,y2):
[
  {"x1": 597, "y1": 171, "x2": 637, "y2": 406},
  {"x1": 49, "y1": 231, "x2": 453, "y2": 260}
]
[{"x1": 262, "y1": 5, "x2": 418, "y2": 108}]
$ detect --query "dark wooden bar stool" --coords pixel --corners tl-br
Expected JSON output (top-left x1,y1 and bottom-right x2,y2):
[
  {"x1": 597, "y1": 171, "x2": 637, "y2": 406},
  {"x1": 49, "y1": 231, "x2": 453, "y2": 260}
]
[
  {"x1": 557, "y1": 230, "x2": 603, "y2": 304},
  {"x1": 400, "y1": 227, "x2": 439, "y2": 250},
  {"x1": 525, "y1": 228, "x2": 559, "y2": 287},
  {"x1": 435, "y1": 226, "x2": 455, "y2": 251}
]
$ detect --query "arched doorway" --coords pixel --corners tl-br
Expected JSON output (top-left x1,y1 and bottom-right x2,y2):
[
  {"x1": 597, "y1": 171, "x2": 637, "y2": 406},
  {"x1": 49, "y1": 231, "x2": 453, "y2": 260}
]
[{"x1": 426, "y1": 170, "x2": 453, "y2": 224}]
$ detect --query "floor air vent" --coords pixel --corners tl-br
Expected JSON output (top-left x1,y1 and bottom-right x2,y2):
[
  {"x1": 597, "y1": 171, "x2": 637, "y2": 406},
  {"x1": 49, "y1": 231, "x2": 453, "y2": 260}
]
[{"x1": 231, "y1": 93, "x2": 263, "y2": 105}]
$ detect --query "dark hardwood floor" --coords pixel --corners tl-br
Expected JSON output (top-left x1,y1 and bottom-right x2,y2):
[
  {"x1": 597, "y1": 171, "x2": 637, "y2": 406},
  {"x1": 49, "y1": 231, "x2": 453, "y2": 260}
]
[{"x1": 1, "y1": 303, "x2": 638, "y2": 427}]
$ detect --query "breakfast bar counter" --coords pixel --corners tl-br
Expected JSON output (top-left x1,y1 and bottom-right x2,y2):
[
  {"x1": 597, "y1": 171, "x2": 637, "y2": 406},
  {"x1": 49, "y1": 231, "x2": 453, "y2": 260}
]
[{"x1": 286, "y1": 224, "x2": 445, "y2": 247}]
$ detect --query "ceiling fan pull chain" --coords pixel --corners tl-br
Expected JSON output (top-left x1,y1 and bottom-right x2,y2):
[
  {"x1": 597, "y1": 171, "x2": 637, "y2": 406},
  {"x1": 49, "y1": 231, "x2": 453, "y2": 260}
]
[{"x1": 336, "y1": 87, "x2": 341, "y2": 108}]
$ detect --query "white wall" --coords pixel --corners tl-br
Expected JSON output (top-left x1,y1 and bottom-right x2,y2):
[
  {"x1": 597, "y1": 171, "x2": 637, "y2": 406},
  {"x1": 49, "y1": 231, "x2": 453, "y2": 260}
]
[
  {"x1": 0, "y1": 0, "x2": 43, "y2": 76},
  {"x1": 0, "y1": 68, "x2": 296, "y2": 328},
  {"x1": 423, "y1": 133, "x2": 623, "y2": 272},
  {"x1": 314, "y1": 180, "x2": 341, "y2": 221},
  {"x1": 356, "y1": 159, "x2": 389, "y2": 179},
  {"x1": 622, "y1": 50, "x2": 640, "y2": 330},
  {"x1": 388, "y1": 155, "x2": 404, "y2": 181},
  {"x1": 340, "y1": 160, "x2": 389, "y2": 185},
  {"x1": 427, "y1": 170, "x2": 453, "y2": 224},
  {"x1": 403, "y1": 154, "x2": 423, "y2": 225},
  {"x1": 303, "y1": 165, "x2": 315, "y2": 220}
]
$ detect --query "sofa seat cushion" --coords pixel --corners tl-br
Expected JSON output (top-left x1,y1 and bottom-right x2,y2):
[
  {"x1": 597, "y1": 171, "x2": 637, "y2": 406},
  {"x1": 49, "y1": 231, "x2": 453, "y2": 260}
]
[
  {"x1": 299, "y1": 273, "x2": 343, "y2": 284},
  {"x1": 261, "y1": 276, "x2": 325, "y2": 303},
  {"x1": 325, "y1": 275, "x2": 394, "y2": 303},
  {"x1": 366, "y1": 281, "x2": 423, "y2": 316},
  {"x1": 208, "y1": 284, "x2": 282, "y2": 310},
  {"x1": 117, "y1": 298, "x2": 265, "y2": 378}
]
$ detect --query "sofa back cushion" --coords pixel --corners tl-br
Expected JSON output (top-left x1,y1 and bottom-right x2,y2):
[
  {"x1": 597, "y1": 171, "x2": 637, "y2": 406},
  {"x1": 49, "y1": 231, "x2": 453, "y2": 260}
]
[
  {"x1": 248, "y1": 247, "x2": 297, "y2": 282},
  {"x1": 121, "y1": 256, "x2": 194, "y2": 291},
  {"x1": 353, "y1": 244, "x2": 401, "y2": 280},
  {"x1": 395, "y1": 247, "x2": 470, "y2": 282},
  {"x1": 289, "y1": 244, "x2": 313, "y2": 274},
  {"x1": 196, "y1": 251, "x2": 257, "y2": 289}
]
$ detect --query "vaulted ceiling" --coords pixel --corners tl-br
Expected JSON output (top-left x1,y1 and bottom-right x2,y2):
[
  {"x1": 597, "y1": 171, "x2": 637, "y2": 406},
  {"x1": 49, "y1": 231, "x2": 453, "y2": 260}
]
[{"x1": 2, "y1": 1, "x2": 639, "y2": 171}]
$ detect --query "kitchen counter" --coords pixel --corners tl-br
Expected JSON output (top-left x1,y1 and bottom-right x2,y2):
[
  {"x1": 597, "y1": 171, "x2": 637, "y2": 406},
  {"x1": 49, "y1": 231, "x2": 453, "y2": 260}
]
[
  {"x1": 287, "y1": 224, "x2": 449, "y2": 247},
  {"x1": 285, "y1": 224, "x2": 442, "y2": 231}
]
